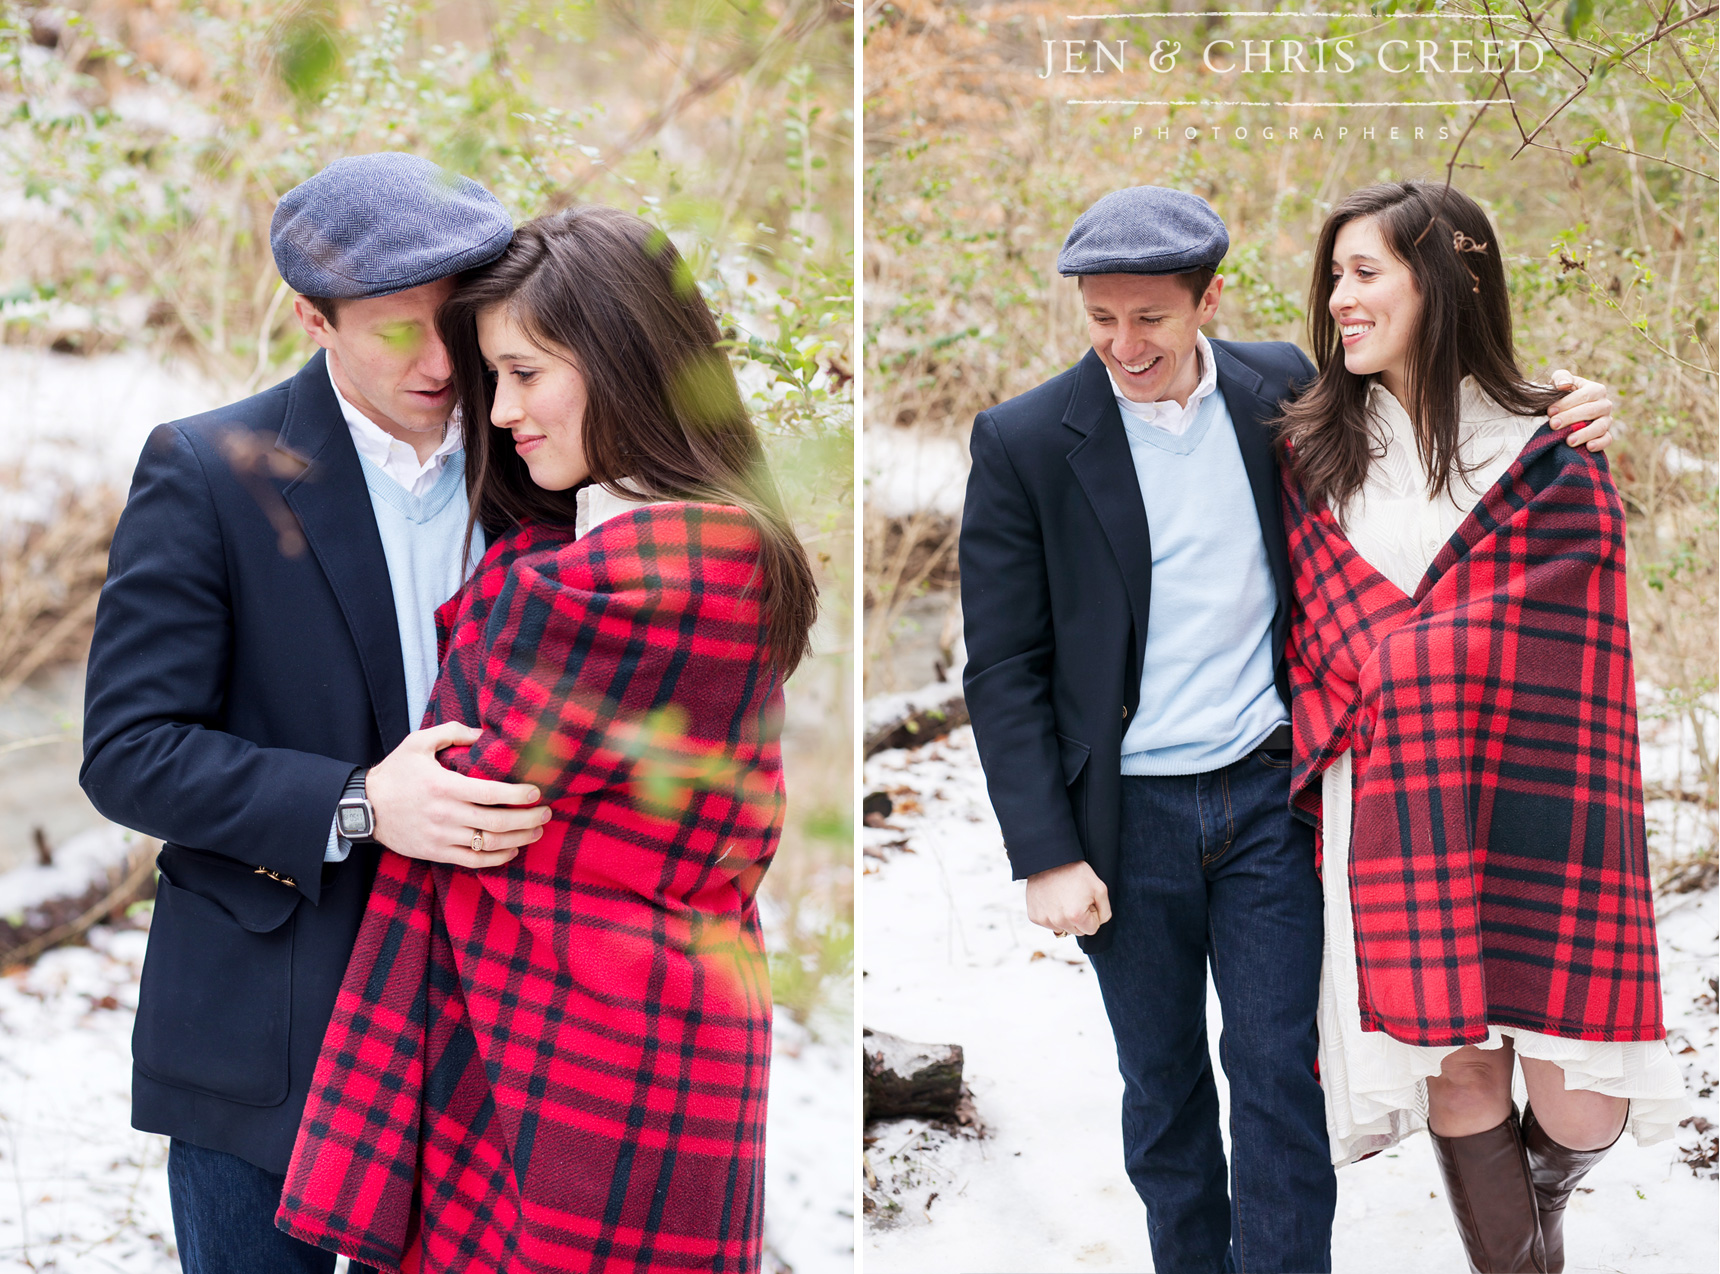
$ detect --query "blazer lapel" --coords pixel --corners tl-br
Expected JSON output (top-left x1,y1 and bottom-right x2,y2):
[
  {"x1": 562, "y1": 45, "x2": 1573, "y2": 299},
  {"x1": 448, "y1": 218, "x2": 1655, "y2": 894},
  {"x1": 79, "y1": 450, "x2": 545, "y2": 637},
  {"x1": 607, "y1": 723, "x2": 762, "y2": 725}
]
[
  {"x1": 1211, "y1": 340, "x2": 1293, "y2": 643},
  {"x1": 1063, "y1": 349, "x2": 1153, "y2": 675},
  {"x1": 276, "y1": 351, "x2": 411, "y2": 749}
]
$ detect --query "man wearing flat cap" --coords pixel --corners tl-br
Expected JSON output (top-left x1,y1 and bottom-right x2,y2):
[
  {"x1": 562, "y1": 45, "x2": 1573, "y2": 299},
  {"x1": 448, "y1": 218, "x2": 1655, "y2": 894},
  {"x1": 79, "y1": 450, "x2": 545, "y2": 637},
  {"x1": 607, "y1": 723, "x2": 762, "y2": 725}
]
[
  {"x1": 82, "y1": 152, "x2": 550, "y2": 1271},
  {"x1": 957, "y1": 186, "x2": 1615, "y2": 1270}
]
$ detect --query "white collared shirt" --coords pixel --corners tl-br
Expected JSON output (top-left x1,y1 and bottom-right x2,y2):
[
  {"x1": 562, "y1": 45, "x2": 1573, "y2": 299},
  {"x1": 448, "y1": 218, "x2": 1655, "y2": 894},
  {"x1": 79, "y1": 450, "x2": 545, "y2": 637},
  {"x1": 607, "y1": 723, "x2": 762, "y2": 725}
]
[
  {"x1": 1105, "y1": 331, "x2": 1220, "y2": 437},
  {"x1": 574, "y1": 482, "x2": 669, "y2": 537},
  {"x1": 326, "y1": 358, "x2": 461, "y2": 498}
]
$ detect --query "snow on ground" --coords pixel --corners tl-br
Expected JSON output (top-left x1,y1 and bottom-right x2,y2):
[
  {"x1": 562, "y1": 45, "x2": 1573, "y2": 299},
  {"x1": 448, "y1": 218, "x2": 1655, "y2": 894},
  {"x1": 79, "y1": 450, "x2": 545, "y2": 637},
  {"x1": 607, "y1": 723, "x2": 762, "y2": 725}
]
[
  {"x1": 0, "y1": 824, "x2": 135, "y2": 922},
  {"x1": 862, "y1": 676, "x2": 964, "y2": 746},
  {"x1": 862, "y1": 426, "x2": 967, "y2": 520},
  {"x1": 0, "y1": 346, "x2": 227, "y2": 520},
  {"x1": 0, "y1": 881, "x2": 854, "y2": 1274},
  {"x1": 862, "y1": 724, "x2": 1719, "y2": 1273},
  {"x1": 0, "y1": 663, "x2": 102, "y2": 877},
  {"x1": 765, "y1": 1015, "x2": 858, "y2": 1273},
  {"x1": 0, "y1": 927, "x2": 173, "y2": 1274}
]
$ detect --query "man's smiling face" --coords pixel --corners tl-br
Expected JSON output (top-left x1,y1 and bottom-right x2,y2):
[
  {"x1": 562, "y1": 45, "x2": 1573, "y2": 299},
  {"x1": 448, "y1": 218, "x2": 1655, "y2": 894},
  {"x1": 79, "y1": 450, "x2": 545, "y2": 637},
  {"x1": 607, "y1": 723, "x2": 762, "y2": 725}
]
[{"x1": 1082, "y1": 271, "x2": 1224, "y2": 407}]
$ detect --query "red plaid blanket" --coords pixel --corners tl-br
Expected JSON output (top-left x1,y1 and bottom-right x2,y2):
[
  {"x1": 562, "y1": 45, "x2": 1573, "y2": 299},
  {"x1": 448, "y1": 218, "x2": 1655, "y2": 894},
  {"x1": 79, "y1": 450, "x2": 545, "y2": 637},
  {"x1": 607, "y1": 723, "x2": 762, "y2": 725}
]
[
  {"x1": 276, "y1": 505, "x2": 783, "y2": 1273},
  {"x1": 1285, "y1": 426, "x2": 1664, "y2": 1048}
]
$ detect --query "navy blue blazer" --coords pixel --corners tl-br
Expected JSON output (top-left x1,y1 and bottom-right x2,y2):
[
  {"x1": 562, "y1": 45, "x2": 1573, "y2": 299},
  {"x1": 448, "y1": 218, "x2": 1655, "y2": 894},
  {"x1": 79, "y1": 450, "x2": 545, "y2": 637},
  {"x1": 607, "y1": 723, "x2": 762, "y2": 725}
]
[
  {"x1": 959, "y1": 340, "x2": 1315, "y2": 953},
  {"x1": 82, "y1": 351, "x2": 416, "y2": 1172}
]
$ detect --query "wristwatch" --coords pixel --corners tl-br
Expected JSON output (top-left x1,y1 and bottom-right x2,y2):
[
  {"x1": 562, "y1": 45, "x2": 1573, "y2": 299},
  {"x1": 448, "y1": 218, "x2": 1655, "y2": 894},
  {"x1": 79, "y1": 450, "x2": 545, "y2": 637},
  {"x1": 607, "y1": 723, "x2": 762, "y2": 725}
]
[{"x1": 335, "y1": 768, "x2": 376, "y2": 841}]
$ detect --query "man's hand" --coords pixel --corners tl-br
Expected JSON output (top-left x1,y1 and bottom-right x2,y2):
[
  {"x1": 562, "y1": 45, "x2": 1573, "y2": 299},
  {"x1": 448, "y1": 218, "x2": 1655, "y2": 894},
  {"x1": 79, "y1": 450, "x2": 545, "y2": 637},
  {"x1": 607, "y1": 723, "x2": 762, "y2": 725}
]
[
  {"x1": 365, "y1": 722, "x2": 551, "y2": 868},
  {"x1": 1548, "y1": 370, "x2": 1615, "y2": 452},
  {"x1": 1025, "y1": 859, "x2": 1112, "y2": 937}
]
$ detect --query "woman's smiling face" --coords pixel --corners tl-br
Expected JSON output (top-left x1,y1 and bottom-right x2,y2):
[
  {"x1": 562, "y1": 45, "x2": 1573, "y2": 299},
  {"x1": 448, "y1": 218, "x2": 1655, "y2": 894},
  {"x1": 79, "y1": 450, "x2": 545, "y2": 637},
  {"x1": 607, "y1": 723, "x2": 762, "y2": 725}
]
[
  {"x1": 477, "y1": 305, "x2": 592, "y2": 491},
  {"x1": 1329, "y1": 215, "x2": 1422, "y2": 402}
]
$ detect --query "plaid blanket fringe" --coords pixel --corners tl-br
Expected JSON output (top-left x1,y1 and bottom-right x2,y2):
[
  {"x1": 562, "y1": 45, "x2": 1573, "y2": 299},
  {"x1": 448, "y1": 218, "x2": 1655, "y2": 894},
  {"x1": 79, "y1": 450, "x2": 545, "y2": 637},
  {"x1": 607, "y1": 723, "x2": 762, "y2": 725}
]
[
  {"x1": 1284, "y1": 426, "x2": 1665, "y2": 1049},
  {"x1": 277, "y1": 505, "x2": 783, "y2": 1273}
]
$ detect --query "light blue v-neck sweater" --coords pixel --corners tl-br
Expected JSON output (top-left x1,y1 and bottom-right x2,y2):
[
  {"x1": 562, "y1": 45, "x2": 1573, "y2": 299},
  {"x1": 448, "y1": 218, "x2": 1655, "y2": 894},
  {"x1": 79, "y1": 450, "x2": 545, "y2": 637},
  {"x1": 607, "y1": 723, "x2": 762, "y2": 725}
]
[
  {"x1": 356, "y1": 449, "x2": 482, "y2": 733},
  {"x1": 1118, "y1": 386, "x2": 1286, "y2": 775}
]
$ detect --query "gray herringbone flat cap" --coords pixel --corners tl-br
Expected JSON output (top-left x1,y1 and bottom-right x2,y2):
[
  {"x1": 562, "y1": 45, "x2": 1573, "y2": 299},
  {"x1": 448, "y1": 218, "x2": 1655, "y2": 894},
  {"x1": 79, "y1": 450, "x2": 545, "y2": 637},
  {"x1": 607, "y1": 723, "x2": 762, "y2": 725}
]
[
  {"x1": 1057, "y1": 187, "x2": 1228, "y2": 276},
  {"x1": 271, "y1": 153, "x2": 514, "y2": 298}
]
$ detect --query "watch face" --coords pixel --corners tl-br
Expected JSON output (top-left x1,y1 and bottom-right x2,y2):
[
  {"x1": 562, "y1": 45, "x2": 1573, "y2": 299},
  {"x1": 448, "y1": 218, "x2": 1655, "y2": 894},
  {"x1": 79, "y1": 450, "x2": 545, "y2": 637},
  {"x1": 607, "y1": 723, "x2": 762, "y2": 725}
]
[{"x1": 338, "y1": 804, "x2": 370, "y2": 837}]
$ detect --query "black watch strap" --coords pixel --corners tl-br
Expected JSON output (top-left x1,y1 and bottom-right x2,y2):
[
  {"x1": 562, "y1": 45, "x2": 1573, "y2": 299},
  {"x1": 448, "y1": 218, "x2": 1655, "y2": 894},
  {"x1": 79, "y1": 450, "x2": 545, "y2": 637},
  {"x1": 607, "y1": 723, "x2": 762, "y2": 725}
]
[{"x1": 336, "y1": 767, "x2": 374, "y2": 842}]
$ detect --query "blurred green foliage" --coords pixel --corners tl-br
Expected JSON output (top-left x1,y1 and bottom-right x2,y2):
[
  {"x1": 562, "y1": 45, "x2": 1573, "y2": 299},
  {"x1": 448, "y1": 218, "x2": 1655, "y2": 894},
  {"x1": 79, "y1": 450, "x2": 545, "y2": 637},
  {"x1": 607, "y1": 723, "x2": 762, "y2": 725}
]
[
  {"x1": 768, "y1": 909, "x2": 853, "y2": 1027},
  {"x1": 276, "y1": 5, "x2": 345, "y2": 103}
]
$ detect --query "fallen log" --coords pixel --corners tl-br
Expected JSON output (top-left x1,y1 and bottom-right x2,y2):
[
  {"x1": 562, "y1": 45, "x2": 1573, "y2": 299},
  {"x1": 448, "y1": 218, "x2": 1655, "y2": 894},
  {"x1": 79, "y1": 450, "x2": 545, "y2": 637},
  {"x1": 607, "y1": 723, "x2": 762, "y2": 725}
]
[
  {"x1": 863, "y1": 684, "x2": 968, "y2": 757},
  {"x1": 0, "y1": 829, "x2": 159, "y2": 970},
  {"x1": 863, "y1": 1027, "x2": 966, "y2": 1122}
]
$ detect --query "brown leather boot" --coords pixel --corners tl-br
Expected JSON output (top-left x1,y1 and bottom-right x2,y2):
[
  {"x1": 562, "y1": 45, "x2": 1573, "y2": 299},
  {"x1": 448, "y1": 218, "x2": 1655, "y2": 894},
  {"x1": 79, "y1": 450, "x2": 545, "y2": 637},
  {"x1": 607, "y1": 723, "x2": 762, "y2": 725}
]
[
  {"x1": 1429, "y1": 1105, "x2": 1548, "y2": 1273},
  {"x1": 1522, "y1": 1102, "x2": 1626, "y2": 1273}
]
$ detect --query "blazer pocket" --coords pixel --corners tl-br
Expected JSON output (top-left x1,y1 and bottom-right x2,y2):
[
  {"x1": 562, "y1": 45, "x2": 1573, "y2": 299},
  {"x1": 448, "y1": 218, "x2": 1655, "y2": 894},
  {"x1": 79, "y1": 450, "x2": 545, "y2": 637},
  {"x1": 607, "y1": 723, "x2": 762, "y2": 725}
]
[
  {"x1": 1055, "y1": 732, "x2": 1091, "y2": 786},
  {"x1": 159, "y1": 846, "x2": 303, "y2": 933},
  {"x1": 133, "y1": 874, "x2": 294, "y2": 1106}
]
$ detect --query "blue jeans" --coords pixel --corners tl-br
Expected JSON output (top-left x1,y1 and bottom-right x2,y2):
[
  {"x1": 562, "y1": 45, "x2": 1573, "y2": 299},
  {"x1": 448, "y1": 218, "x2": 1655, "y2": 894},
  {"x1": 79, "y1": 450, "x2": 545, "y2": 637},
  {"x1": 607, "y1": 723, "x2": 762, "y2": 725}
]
[
  {"x1": 168, "y1": 1138, "x2": 377, "y2": 1274},
  {"x1": 1089, "y1": 751, "x2": 1335, "y2": 1273}
]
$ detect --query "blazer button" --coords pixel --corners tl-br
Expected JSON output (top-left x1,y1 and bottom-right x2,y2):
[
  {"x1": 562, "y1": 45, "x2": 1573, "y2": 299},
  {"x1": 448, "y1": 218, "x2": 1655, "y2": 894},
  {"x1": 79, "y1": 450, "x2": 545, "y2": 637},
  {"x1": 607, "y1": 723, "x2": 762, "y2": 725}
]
[{"x1": 1122, "y1": 705, "x2": 1129, "y2": 719}]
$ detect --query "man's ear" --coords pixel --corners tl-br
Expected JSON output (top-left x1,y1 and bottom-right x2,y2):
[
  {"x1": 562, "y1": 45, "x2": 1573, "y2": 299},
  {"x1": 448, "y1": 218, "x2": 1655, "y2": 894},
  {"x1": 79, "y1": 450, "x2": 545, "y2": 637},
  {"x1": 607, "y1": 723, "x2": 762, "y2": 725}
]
[
  {"x1": 1199, "y1": 274, "x2": 1225, "y2": 327},
  {"x1": 292, "y1": 295, "x2": 336, "y2": 351}
]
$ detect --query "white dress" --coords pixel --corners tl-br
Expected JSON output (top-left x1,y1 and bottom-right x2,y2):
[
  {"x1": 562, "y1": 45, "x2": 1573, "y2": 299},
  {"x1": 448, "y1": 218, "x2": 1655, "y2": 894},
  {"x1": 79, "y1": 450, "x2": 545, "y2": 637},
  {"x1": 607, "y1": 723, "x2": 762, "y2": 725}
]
[{"x1": 1315, "y1": 380, "x2": 1689, "y2": 1168}]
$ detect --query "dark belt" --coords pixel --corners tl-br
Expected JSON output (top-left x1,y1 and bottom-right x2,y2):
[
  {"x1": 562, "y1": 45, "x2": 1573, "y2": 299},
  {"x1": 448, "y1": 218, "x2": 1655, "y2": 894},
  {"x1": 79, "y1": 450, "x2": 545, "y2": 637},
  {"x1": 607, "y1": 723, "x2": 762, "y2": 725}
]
[{"x1": 1257, "y1": 723, "x2": 1292, "y2": 754}]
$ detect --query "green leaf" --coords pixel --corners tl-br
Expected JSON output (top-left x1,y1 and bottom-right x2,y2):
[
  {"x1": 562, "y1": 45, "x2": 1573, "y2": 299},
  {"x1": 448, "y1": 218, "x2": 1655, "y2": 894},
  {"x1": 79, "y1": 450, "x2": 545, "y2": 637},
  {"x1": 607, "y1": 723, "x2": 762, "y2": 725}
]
[
  {"x1": 1661, "y1": 101, "x2": 1685, "y2": 152},
  {"x1": 275, "y1": 11, "x2": 344, "y2": 104},
  {"x1": 1563, "y1": 0, "x2": 1594, "y2": 37}
]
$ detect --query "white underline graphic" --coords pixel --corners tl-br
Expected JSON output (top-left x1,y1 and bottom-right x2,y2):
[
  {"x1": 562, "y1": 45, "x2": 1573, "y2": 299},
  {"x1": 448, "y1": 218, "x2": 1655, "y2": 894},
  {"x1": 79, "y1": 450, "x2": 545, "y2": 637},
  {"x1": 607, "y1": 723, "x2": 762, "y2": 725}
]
[
  {"x1": 1066, "y1": 98, "x2": 1515, "y2": 105},
  {"x1": 1066, "y1": 10, "x2": 1505, "y2": 18}
]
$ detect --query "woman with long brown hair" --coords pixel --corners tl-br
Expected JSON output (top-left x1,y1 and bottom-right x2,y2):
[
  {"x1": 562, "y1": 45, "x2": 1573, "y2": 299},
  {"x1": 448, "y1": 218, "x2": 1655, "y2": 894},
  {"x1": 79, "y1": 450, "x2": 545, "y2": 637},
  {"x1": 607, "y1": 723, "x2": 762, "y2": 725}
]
[
  {"x1": 276, "y1": 205, "x2": 817, "y2": 1273},
  {"x1": 1278, "y1": 181, "x2": 1685, "y2": 1272}
]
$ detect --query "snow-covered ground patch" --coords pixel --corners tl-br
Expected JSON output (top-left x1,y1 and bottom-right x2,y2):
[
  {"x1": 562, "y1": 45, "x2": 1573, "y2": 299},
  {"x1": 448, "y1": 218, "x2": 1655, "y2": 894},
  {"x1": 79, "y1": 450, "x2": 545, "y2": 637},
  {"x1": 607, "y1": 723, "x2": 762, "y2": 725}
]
[
  {"x1": 863, "y1": 426, "x2": 967, "y2": 520},
  {"x1": 0, "y1": 346, "x2": 226, "y2": 522},
  {"x1": 862, "y1": 724, "x2": 1719, "y2": 1272},
  {"x1": 0, "y1": 903, "x2": 854, "y2": 1274},
  {"x1": 764, "y1": 1017, "x2": 857, "y2": 1272},
  {"x1": 0, "y1": 824, "x2": 136, "y2": 924},
  {"x1": 0, "y1": 927, "x2": 172, "y2": 1274},
  {"x1": 1661, "y1": 441, "x2": 1714, "y2": 479},
  {"x1": 863, "y1": 674, "x2": 965, "y2": 749}
]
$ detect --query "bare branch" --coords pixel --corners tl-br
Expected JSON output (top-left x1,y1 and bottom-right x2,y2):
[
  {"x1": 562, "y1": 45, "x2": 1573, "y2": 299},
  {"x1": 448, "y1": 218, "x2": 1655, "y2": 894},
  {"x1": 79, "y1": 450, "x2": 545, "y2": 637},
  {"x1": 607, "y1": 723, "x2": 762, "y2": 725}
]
[
  {"x1": 1444, "y1": 69, "x2": 1511, "y2": 186},
  {"x1": 557, "y1": 0, "x2": 835, "y2": 204},
  {"x1": 1519, "y1": 133, "x2": 1720, "y2": 183},
  {"x1": 1512, "y1": 80, "x2": 1593, "y2": 155},
  {"x1": 1665, "y1": 24, "x2": 1719, "y2": 120},
  {"x1": 1609, "y1": 4, "x2": 1717, "y2": 64}
]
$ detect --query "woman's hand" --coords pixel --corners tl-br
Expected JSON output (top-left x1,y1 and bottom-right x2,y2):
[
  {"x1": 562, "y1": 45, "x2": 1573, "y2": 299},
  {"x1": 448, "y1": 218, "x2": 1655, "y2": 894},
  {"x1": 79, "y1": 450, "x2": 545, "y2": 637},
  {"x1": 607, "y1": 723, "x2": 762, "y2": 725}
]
[
  {"x1": 366, "y1": 722, "x2": 551, "y2": 867},
  {"x1": 1548, "y1": 370, "x2": 1616, "y2": 452}
]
